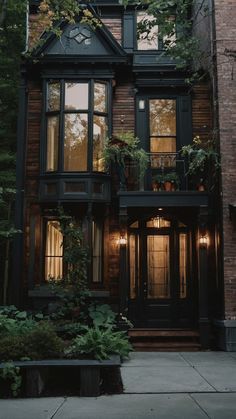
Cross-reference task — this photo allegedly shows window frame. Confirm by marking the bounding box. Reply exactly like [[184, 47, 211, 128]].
[[42, 78, 112, 174]]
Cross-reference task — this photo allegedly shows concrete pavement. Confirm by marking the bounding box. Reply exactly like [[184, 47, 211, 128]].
[[1, 351, 236, 418]]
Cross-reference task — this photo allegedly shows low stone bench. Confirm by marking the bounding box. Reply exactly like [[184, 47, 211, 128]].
[[0, 356, 121, 397]]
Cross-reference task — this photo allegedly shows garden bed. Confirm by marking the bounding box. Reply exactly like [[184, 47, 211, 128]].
[[0, 356, 122, 398]]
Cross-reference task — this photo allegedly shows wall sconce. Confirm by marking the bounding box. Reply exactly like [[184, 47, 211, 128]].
[[138, 99, 145, 110], [199, 234, 209, 247], [119, 234, 127, 246]]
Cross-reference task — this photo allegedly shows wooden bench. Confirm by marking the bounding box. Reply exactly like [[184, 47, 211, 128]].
[[0, 356, 121, 397]]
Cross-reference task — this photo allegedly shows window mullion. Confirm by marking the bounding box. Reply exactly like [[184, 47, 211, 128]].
[[60, 80, 65, 172], [88, 80, 94, 173]]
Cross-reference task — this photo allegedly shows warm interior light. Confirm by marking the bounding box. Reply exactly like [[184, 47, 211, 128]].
[[119, 235, 127, 246], [199, 234, 209, 246], [139, 99, 145, 110], [153, 216, 161, 228]]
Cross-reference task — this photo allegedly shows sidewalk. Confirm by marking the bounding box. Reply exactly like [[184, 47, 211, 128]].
[[1, 351, 236, 419]]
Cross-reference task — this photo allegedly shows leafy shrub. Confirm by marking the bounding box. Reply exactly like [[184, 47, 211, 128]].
[[0, 362, 22, 397], [0, 322, 64, 361], [65, 327, 132, 361], [88, 304, 116, 329], [0, 335, 26, 361], [23, 322, 64, 360], [0, 314, 36, 338]]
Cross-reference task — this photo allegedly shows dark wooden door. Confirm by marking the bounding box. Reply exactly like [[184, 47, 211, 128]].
[[129, 221, 195, 328]]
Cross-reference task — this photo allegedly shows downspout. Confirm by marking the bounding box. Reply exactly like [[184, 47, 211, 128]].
[[208, 0, 224, 318]]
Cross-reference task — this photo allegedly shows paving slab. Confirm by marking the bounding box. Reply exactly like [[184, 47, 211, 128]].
[[195, 365, 236, 392], [121, 365, 214, 393], [181, 351, 236, 366], [0, 397, 65, 419], [192, 393, 236, 419], [55, 394, 208, 419], [123, 352, 189, 367]]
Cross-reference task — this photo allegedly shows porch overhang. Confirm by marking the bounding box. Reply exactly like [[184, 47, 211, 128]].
[[118, 191, 209, 208]]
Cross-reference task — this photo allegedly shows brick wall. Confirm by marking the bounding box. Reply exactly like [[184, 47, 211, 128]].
[[214, 0, 236, 319]]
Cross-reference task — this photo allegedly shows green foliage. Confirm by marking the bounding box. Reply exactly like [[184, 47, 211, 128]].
[[122, 0, 206, 76], [49, 208, 91, 321], [181, 136, 220, 177], [23, 322, 64, 360], [0, 362, 22, 397], [154, 172, 180, 185], [103, 132, 149, 181], [88, 304, 116, 329], [0, 335, 27, 361], [65, 327, 132, 361], [0, 321, 64, 361]]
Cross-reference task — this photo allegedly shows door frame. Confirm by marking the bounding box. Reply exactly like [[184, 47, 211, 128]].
[[128, 214, 196, 328]]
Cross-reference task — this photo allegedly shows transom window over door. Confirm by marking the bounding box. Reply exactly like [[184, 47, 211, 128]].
[[46, 80, 109, 173]]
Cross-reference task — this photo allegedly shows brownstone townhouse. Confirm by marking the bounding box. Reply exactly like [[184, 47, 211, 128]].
[[13, 0, 236, 351]]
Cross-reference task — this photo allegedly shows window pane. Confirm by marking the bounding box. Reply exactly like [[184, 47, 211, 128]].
[[147, 235, 170, 298], [93, 115, 107, 172], [64, 114, 88, 171], [65, 83, 88, 110], [179, 233, 187, 299], [46, 116, 59, 172], [150, 99, 176, 136], [137, 12, 158, 50], [94, 83, 107, 113], [150, 137, 176, 154], [45, 221, 63, 281], [92, 221, 102, 283], [47, 82, 60, 111], [146, 217, 171, 228], [129, 234, 138, 299]]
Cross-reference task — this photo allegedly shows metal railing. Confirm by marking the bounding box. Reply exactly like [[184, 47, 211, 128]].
[[120, 152, 189, 191]]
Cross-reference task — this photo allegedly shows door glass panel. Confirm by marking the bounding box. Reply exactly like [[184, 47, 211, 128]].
[[64, 114, 88, 171], [65, 82, 88, 110], [147, 235, 170, 299], [149, 99, 176, 168], [179, 233, 187, 299], [150, 99, 176, 136], [129, 234, 138, 299]]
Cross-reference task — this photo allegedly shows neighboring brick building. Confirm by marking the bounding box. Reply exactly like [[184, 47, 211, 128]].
[[13, 0, 236, 350], [213, 0, 236, 349]]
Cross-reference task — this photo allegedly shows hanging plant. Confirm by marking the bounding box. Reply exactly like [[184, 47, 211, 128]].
[[103, 132, 149, 181]]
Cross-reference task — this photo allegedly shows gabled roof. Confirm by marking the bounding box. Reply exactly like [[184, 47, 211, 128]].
[[32, 7, 127, 64]]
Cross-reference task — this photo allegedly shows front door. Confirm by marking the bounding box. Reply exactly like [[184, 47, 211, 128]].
[[129, 215, 196, 328]]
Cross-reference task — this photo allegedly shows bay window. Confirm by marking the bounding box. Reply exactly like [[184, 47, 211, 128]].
[[44, 219, 103, 283], [45, 80, 109, 173]]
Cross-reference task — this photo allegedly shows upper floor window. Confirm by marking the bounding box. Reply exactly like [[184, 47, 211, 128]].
[[46, 80, 109, 173], [136, 12, 176, 51], [137, 12, 159, 50]]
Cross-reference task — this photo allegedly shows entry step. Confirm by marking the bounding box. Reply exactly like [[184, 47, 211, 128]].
[[128, 329, 199, 338], [128, 329, 200, 352]]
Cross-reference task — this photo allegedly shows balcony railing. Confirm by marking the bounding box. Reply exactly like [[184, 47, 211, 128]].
[[119, 152, 191, 192]]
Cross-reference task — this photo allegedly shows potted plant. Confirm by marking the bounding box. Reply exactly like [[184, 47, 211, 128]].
[[103, 132, 149, 187], [152, 174, 163, 191], [163, 172, 180, 191], [180, 136, 220, 190]]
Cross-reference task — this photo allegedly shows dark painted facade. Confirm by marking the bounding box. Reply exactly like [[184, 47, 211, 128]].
[[13, 0, 236, 350]]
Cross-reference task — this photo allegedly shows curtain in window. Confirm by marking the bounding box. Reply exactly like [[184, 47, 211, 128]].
[[45, 221, 63, 280], [92, 221, 102, 283]]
